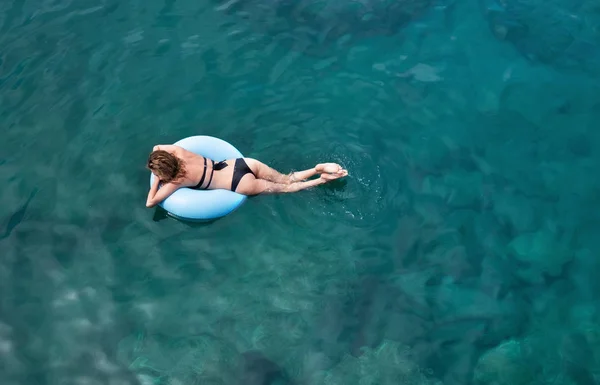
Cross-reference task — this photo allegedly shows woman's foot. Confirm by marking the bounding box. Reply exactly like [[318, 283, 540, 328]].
[[316, 163, 344, 174], [321, 172, 348, 181], [316, 163, 348, 181]]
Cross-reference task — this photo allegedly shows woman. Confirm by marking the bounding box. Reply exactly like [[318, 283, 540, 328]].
[[145, 144, 348, 208]]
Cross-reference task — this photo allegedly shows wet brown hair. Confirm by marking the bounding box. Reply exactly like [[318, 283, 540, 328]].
[[147, 150, 186, 183]]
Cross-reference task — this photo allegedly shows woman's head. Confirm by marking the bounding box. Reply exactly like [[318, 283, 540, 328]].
[[147, 150, 185, 183]]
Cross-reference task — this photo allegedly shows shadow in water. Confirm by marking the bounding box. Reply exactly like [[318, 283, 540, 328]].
[[238, 350, 295, 385], [151, 206, 229, 227], [1, 188, 38, 241], [152, 206, 170, 222], [152, 194, 263, 226]]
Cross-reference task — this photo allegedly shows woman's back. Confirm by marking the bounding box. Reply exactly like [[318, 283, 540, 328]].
[[150, 145, 210, 187], [152, 145, 252, 191]]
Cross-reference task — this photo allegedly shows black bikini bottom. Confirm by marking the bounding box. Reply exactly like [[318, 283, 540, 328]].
[[231, 158, 255, 192], [191, 158, 254, 192]]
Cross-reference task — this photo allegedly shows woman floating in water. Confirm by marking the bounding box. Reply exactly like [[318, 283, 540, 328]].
[[145, 144, 348, 208]]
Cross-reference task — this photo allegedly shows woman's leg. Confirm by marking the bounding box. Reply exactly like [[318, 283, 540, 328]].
[[290, 163, 346, 181], [236, 160, 348, 196], [245, 159, 346, 184], [245, 158, 317, 184], [237, 176, 327, 196]]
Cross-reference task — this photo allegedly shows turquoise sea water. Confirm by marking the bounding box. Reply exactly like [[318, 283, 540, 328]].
[[2, 0, 600, 384]]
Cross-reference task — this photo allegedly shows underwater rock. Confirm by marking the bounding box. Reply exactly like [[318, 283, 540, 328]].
[[569, 249, 600, 304], [507, 227, 573, 284], [396, 63, 445, 83], [441, 171, 485, 209], [563, 305, 600, 381], [213, 0, 435, 53], [474, 212, 511, 256], [323, 340, 443, 385], [118, 333, 244, 384], [480, 0, 600, 73], [474, 334, 593, 385], [560, 332, 597, 385], [475, 301, 600, 385], [433, 277, 516, 322], [0, 189, 38, 241], [473, 339, 539, 385], [239, 350, 293, 385], [492, 191, 537, 233]]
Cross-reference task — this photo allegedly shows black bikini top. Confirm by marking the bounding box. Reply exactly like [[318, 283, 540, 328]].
[[192, 159, 228, 190], [192, 157, 214, 190]]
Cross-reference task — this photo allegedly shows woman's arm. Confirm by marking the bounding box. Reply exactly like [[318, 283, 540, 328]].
[[146, 177, 160, 207], [153, 144, 179, 152], [146, 179, 180, 208]]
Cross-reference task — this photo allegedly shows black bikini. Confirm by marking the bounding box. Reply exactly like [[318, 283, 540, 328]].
[[231, 158, 255, 192], [192, 157, 211, 190], [192, 157, 254, 192]]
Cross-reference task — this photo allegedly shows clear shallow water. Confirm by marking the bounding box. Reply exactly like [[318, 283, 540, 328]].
[[2, 0, 600, 384]]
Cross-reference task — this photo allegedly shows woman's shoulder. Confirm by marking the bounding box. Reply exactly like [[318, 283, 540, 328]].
[[153, 144, 204, 164]]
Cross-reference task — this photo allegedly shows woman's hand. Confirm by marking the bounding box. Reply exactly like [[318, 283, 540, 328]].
[[146, 179, 180, 208], [152, 144, 178, 153]]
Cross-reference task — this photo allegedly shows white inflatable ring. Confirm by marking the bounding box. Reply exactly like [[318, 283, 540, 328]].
[[149, 135, 247, 221]]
